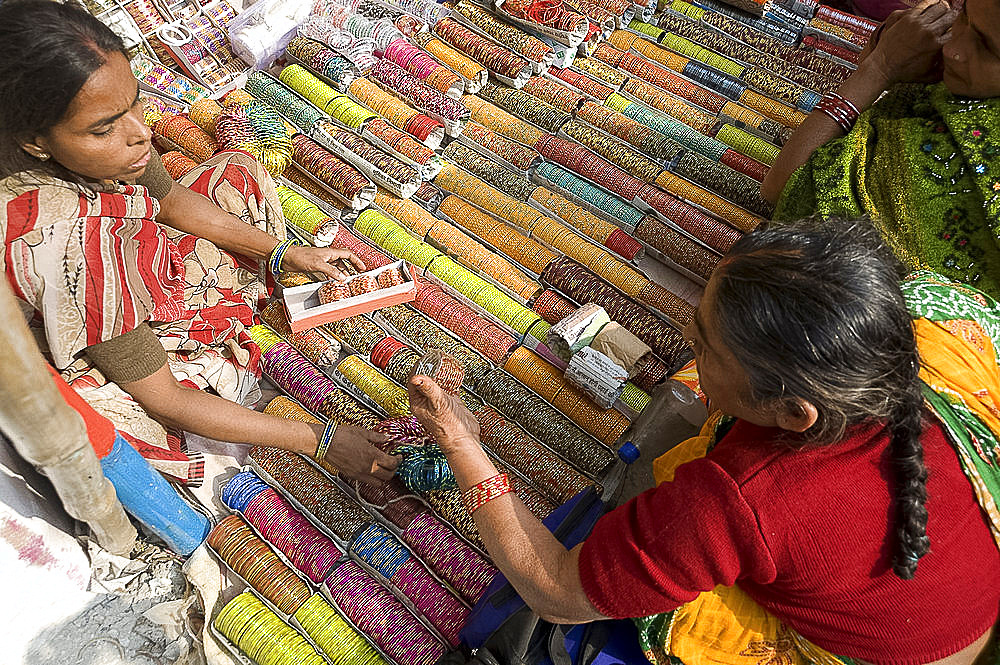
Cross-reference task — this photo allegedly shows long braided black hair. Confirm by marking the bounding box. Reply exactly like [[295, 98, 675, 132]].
[[712, 218, 929, 579]]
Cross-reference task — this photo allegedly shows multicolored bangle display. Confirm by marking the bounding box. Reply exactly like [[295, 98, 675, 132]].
[[442, 142, 537, 201], [573, 56, 629, 87], [287, 36, 356, 91], [215, 592, 327, 665], [294, 595, 388, 665], [371, 59, 469, 125], [463, 94, 546, 147], [605, 93, 727, 161], [459, 123, 543, 173], [619, 78, 718, 134], [463, 473, 512, 515], [207, 516, 313, 614], [475, 407, 593, 504], [595, 43, 724, 114], [478, 83, 571, 133], [433, 18, 531, 80], [550, 67, 614, 101], [153, 114, 217, 163], [521, 76, 587, 115], [251, 445, 373, 540], [413, 32, 488, 87], [455, 1, 553, 64], [542, 256, 691, 371], [260, 301, 340, 366], [221, 472, 344, 584]]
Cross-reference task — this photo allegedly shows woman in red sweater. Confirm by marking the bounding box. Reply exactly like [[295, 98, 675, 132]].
[[409, 218, 1000, 664]]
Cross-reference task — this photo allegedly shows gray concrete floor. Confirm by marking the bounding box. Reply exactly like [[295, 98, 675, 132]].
[[2, 435, 197, 665]]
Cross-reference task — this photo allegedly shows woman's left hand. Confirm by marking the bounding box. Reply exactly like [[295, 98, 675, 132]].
[[408, 375, 481, 455], [326, 423, 400, 484], [281, 244, 366, 281]]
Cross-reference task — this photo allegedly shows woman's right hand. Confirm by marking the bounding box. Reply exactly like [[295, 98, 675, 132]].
[[407, 375, 481, 456], [864, 0, 958, 86]]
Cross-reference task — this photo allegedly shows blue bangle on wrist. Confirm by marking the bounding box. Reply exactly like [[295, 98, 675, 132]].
[[268, 239, 295, 276], [314, 420, 338, 462]]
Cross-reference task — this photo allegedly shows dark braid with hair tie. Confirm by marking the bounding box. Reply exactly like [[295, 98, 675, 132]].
[[713, 217, 930, 581], [889, 356, 930, 579]]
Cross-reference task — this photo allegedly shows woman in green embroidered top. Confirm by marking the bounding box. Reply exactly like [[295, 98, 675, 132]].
[[761, 0, 1000, 298]]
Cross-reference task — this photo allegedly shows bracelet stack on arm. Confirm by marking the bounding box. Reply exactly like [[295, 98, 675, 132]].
[[463, 473, 512, 515], [313, 420, 338, 462], [815, 92, 860, 133], [269, 238, 296, 276]]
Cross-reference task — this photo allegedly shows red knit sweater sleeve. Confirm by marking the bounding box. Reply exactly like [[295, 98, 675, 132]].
[[578, 457, 777, 619]]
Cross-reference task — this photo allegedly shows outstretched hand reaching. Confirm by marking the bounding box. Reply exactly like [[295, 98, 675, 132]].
[[282, 245, 367, 281], [324, 423, 399, 485], [407, 375, 481, 456]]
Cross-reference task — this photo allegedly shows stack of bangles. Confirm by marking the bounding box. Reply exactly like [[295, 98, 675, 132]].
[[383, 39, 461, 96], [441, 143, 536, 200], [502, 0, 586, 32], [314, 420, 338, 462], [268, 239, 296, 275], [161, 151, 198, 179], [801, 34, 860, 65], [434, 18, 530, 80], [153, 115, 217, 162], [371, 60, 469, 125], [550, 67, 614, 101], [292, 134, 372, 204], [455, 1, 553, 65], [574, 56, 628, 87], [569, 0, 617, 29], [816, 92, 860, 133], [815, 4, 878, 34], [464, 473, 512, 515]]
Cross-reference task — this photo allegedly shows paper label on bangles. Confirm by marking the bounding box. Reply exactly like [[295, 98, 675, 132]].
[[565, 346, 627, 409], [547, 303, 611, 362], [539, 35, 576, 68], [590, 322, 650, 374]]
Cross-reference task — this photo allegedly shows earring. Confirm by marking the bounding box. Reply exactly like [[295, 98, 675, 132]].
[[36, 153, 49, 161]]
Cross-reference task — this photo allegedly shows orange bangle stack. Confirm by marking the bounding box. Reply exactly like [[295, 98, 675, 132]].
[[503, 347, 630, 445]]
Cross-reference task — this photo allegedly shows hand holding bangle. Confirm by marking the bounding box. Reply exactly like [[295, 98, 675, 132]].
[[407, 374, 481, 456]]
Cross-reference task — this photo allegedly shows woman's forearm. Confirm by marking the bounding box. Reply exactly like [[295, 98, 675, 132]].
[[122, 363, 398, 483], [761, 60, 891, 204], [156, 182, 280, 262], [447, 438, 604, 624], [128, 368, 320, 452]]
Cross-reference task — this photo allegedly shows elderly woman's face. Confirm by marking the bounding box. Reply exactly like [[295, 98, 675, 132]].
[[942, 0, 1000, 97]]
